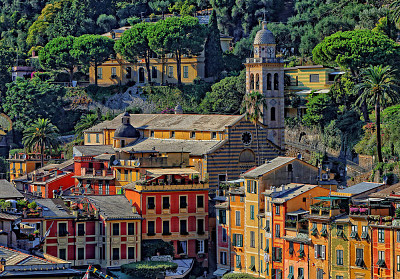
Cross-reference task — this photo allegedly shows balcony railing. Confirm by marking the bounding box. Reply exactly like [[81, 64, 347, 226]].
[[80, 168, 113, 177], [246, 57, 284, 64]]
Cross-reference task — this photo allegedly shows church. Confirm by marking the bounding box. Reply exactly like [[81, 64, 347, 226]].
[[82, 22, 285, 190]]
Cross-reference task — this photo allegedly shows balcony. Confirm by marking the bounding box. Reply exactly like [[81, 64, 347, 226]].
[[245, 57, 284, 64], [309, 196, 348, 219], [80, 168, 113, 178], [368, 215, 393, 226], [134, 180, 208, 191], [349, 206, 368, 216], [285, 210, 309, 234]]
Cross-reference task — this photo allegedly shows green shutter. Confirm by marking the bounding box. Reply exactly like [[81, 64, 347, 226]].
[[232, 234, 237, 246]]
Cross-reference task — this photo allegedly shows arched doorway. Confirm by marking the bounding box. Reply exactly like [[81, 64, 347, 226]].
[[138, 68, 145, 84]]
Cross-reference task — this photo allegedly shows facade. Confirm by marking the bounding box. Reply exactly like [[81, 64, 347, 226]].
[[91, 26, 232, 86], [8, 153, 51, 181], [124, 168, 209, 262]]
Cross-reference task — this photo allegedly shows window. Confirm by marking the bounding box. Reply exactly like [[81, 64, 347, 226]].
[[146, 197, 155, 210], [180, 220, 187, 235], [314, 244, 326, 259], [77, 223, 85, 236], [317, 269, 324, 279], [222, 227, 227, 242], [336, 250, 343, 265], [240, 196, 244, 202], [247, 180, 257, 194], [272, 247, 282, 262], [113, 223, 119, 236], [350, 225, 358, 238], [177, 240, 187, 254], [236, 255, 241, 268], [288, 266, 294, 278], [267, 73, 271, 90], [397, 255, 400, 271], [59, 248, 66, 260], [336, 225, 344, 236], [220, 251, 227, 265], [126, 67, 132, 79], [170, 131, 175, 138], [212, 132, 217, 139], [274, 73, 279, 90], [255, 74, 260, 90], [58, 223, 67, 237], [265, 238, 269, 253], [378, 251, 385, 267], [78, 248, 85, 260], [191, 131, 196, 138], [266, 263, 269, 276], [87, 134, 91, 143], [128, 223, 135, 235], [265, 220, 270, 232], [361, 226, 368, 239], [105, 181, 109, 195], [235, 211, 241, 226], [250, 74, 254, 90], [310, 74, 320, 82], [336, 276, 343, 279], [232, 233, 243, 247], [147, 221, 155, 236], [163, 196, 170, 209], [378, 228, 385, 243], [168, 66, 173, 78], [289, 241, 294, 255], [183, 66, 189, 78], [250, 205, 255, 220], [197, 240, 205, 253], [275, 205, 280, 215], [150, 130, 155, 137], [162, 220, 170, 235], [298, 268, 304, 279], [275, 224, 280, 238], [99, 181, 103, 195], [98, 68, 103, 79], [96, 134, 100, 143], [271, 107, 276, 121], [197, 195, 204, 208], [272, 269, 282, 279], [397, 230, 400, 242], [197, 219, 204, 234], [260, 233, 263, 250], [250, 231, 255, 247], [128, 247, 135, 259], [111, 67, 117, 78], [152, 66, 157, 79], [219, 210, 226, 224], [113, 248, 119, 260], [231, 195, 235, 202], [250, 256, 256, 271], [356, 248, 364, 267], [120, 139, 126, 148]]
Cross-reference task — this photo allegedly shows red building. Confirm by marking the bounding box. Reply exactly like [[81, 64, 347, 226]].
[[124, 168, 209, 262]]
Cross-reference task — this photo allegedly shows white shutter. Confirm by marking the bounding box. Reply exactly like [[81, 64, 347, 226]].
[[322, 245, 326, 259], [314, 244, 318, 259]]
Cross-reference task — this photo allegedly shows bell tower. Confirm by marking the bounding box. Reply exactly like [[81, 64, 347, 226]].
[[244, 21, 285, 148]]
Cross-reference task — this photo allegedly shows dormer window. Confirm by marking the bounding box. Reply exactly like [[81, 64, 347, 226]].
[[170, 131, 175, 138], [191, 131, 196, 138]]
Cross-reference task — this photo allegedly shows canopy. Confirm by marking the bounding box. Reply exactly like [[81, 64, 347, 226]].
[[213, 268, 229, 277], [146, 168, 199, 176]]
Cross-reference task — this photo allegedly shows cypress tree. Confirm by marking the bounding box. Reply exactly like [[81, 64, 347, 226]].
[[204, 10, 224, 78]]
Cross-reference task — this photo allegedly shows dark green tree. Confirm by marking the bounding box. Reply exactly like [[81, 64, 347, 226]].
[[72, 34, 114, 85], [149, 16, 206, 84], [22, 118, 59, 167], [302, 93, 337, 130], [115, 22, 154, 83], [39, 36, 79, 82], [74, 113, 100, 142], [0, 47, 15, 98], [354, 65, 400, 162], [204, 10, 224, 78]]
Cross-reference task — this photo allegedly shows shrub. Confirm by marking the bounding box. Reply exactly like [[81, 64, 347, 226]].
[[28, 201, 37, 210], [121, 261, 178, 279], [141, 239, 175, 259], [223, 273, 257, 279]]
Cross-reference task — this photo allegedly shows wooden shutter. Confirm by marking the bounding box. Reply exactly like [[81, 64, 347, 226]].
[[196, 240, 199, 253], [314, 245, 318, 259], [232, 234, 237, 246], [322, 245, 326, 259]]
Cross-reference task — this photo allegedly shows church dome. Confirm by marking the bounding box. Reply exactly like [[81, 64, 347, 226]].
[[254, 21, 275, 45], [114, 113, 140, 138]]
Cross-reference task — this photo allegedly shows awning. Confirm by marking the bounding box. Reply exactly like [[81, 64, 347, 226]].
[[330, 71, 346, 75], [295, 90, 312, 95], [213, 268, 229, 277], [165, 259, 194, 279], [315, 89, 330, 94], [146, 168, 199, 176]]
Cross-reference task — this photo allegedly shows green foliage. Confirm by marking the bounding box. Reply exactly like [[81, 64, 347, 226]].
[[372, 16, 398, 40], [75, 113, 100, 141], [312, 30, 400, 75], [141, 239, 175, 259], [204, 10, 224, 78], [121, 261, 178, 279], [200, 70, 245, 113], [4, 78, 67, 133], [39, 36, 79, 81], [96, 14, 117, 33], [0, 46, 15, 97], [222, 273, 257, 279], [17, 200, 28, 209], [28, 201, 37, 210], [302, 93, 337, 128], [149, 16, 206, 84]]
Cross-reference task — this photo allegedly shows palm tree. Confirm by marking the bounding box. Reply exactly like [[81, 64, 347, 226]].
[[75, 113, 100, 141], [23, 119, 59, 167], [391, 0, 400, 23], [240, 91, 267, 166], [355, 65, 400, 163]]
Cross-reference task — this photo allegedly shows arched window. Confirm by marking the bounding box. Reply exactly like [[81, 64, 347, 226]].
[[271, 107, 276, 121], [239, 149, 256, 163], [267, 73, 272, 90], [255, 74, 260, 90], [288, 164, 293, 172], [250, 74, 254, 90], [274, 73, 279, 90]]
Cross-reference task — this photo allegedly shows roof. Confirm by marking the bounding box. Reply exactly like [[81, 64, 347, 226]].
[[146, 168, 199, 176], [268, 185, 318, 203], [0, 180, 23, 199], [87, 196, 141, 220], [242, 157, 296, 178], [35, 199, 72, 219], [369, 182, 400, 198], [86, 113, 244, 133], [13, 159, 74, 182], [73, 145, 115, 157], [0, 212, 21, 221], [93, 154, 114, 160], [338, 182, 385, 195], [287, 208, 308, 216], [254, 21, 275, 44], [120, 137, 226, 156]]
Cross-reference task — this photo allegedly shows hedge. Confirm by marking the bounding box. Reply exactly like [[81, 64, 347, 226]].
[[222, 273, 257, 279], [121, 261, 178, 279]]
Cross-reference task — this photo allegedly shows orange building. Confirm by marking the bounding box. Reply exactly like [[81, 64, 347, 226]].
[[8, 153, 52, 181]]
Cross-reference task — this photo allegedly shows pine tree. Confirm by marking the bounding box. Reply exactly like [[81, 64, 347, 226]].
[[204, 10, 224, 78]]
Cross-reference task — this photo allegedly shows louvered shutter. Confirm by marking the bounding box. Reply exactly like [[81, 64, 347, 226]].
[[196, 240, 199, 253], [322, 245, 326, 259], [314, 245, 318, 259]]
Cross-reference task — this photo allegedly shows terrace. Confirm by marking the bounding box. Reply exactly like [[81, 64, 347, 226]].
[[285, 209, 309, 234], [308, 196, 349, 219]]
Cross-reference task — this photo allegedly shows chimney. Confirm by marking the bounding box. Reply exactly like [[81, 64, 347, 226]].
[[281, 184, 285, 191], [174, 104, 183, 114]]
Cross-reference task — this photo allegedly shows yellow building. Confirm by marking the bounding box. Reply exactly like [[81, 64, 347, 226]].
[[90, 26, 232, 86], [284, 66, 344, 117], [8, 153, 50, 181]]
